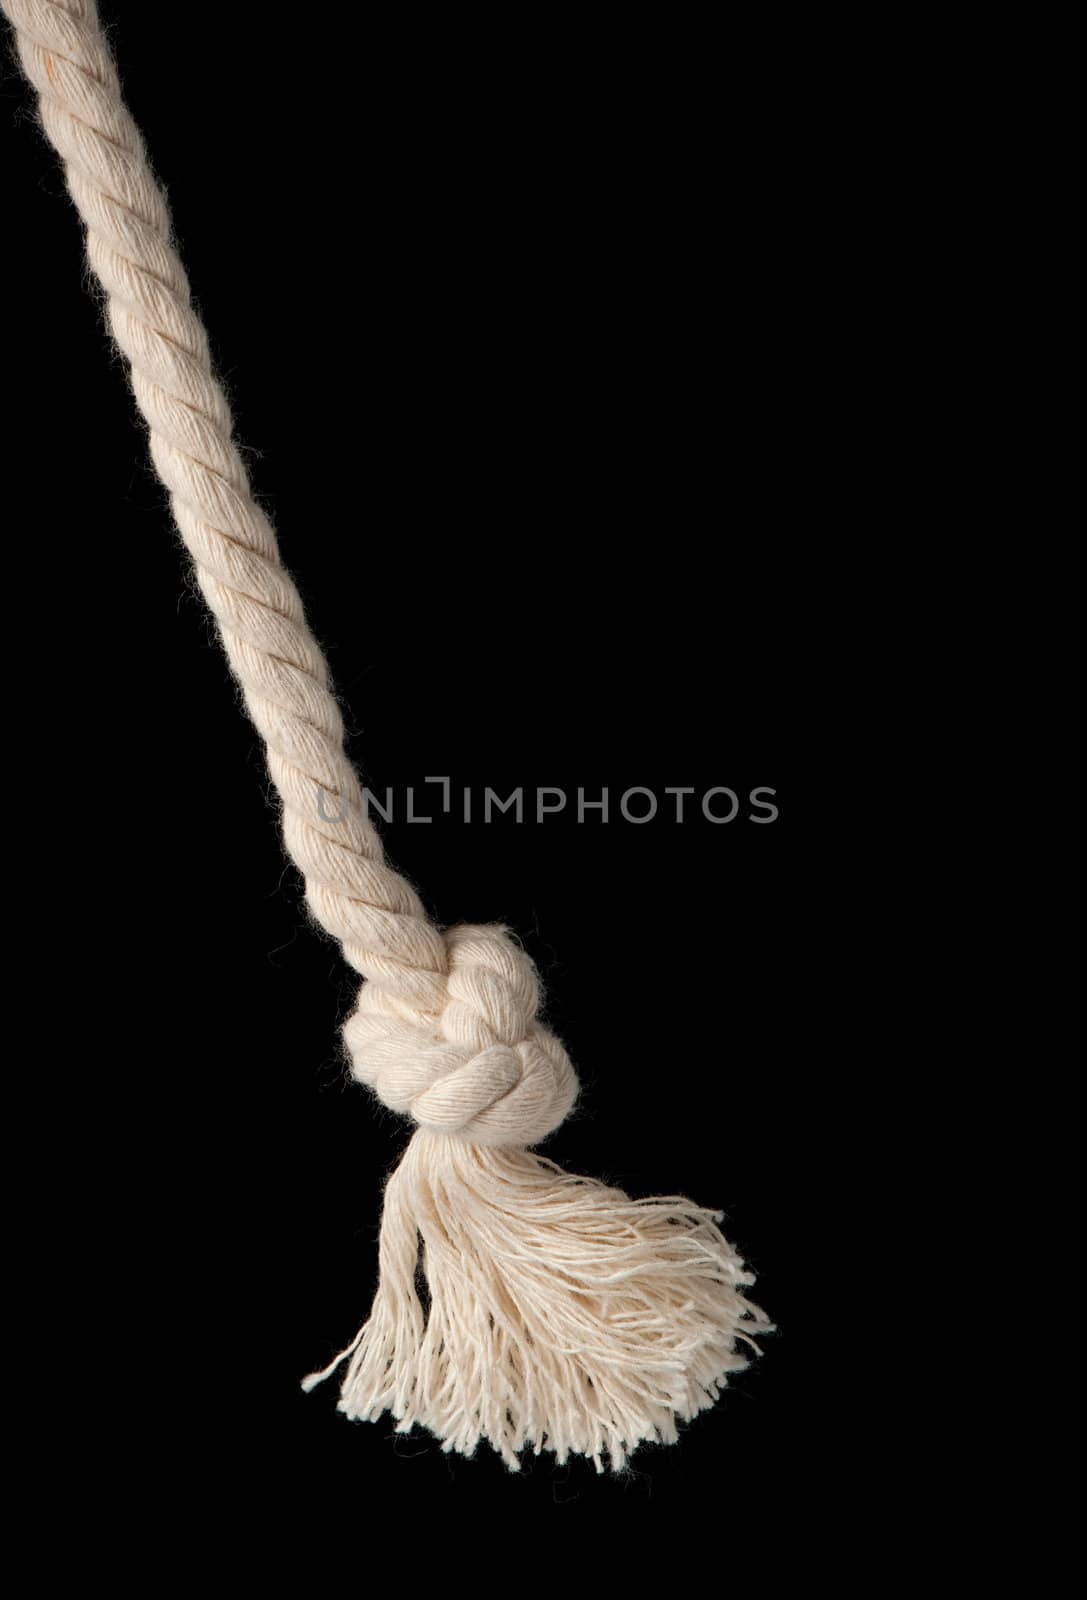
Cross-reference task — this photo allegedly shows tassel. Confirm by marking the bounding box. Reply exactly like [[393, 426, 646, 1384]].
[[303, 1132, 770, 1472]]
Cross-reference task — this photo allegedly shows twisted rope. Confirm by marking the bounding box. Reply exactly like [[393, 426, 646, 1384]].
[[5, 0, 577, 1147], [6, 2, 770, 1471]]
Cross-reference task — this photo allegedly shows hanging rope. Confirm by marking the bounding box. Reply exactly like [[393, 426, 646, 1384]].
[[3, 0, 769, 1472]]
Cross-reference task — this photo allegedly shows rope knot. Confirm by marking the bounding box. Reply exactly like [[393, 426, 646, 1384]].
[[343, 924, 578, 1147]]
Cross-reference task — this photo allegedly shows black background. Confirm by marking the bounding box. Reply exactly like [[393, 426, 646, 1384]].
[[3, 3, 886, 1563]]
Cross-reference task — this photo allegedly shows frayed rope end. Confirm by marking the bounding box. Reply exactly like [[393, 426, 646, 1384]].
[[303, 1131, 772, 1472]]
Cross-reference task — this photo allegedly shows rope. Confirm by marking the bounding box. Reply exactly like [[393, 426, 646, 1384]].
[[2, 0, 576, 1148], [4, 0, 769, 1472]]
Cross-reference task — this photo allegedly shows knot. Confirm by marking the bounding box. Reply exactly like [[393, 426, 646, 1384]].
[[343, 924, 578, 1147]]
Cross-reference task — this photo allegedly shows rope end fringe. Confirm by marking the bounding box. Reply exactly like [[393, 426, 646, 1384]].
[[302, 1132, 772, 1473]]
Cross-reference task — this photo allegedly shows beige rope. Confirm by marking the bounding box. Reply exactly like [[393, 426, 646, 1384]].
[[2, 0, 575, 1147], [4, 0, 769, 1471]]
